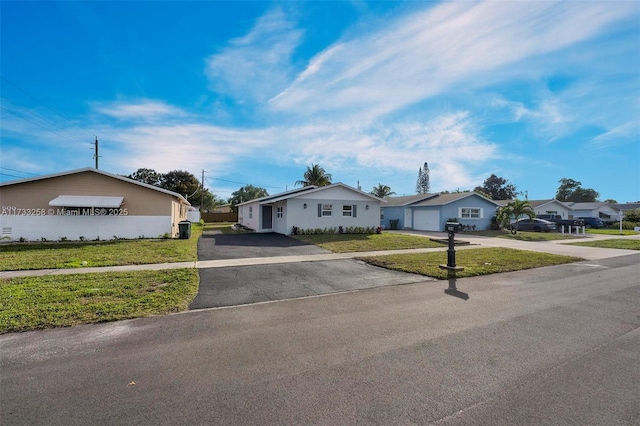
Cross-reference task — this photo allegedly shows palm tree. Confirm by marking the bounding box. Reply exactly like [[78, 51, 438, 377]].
[[498, 199, 535, 234], [371, 183, 396, 198], [295, 164, 332, 187]]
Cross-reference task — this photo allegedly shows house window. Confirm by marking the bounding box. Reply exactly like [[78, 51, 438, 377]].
[[276, 206, 283, 218], [343, 205, 352, 217], [322, 204, 333, 216], [249, 206, 253, 219], [546, 211, 558, 215], [460, 207, 482, 219], [380, 209, 385, 220]]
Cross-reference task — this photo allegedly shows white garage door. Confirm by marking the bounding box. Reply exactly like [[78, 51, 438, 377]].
[[413, 209, 440, 231]]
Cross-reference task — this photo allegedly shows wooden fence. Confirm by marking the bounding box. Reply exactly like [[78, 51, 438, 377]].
[[201, 212, 238, 223]]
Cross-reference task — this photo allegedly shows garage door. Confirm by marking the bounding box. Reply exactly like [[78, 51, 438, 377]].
[[413, 209, 440, 231]]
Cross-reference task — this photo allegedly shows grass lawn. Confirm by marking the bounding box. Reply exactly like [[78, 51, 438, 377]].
[[586, 229, 640, 236], [0, 269, 199, 333], [464, 230, 580, 241], [360, 247, 583, 280], [565, 239, 640, 250], [293, 232, 443, 253], [0, 223, 203, 271]]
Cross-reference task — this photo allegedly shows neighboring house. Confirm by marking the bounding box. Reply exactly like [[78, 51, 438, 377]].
[[566, 202, 622, 223], [380, 194, 436, 230], [383, 192, 501, 231], [615, 203, 640, 213], [237, 183, 383, 235], [527, 199, 573, 218], [212, 204, 232, 213], [0, 168, 190, 241]]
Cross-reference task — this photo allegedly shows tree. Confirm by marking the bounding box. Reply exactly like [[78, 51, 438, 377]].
[[229, 184, 269, 212], [603, 199, 618, 204], [497, 199, 535, 234], [295, 164, 332, 187], [556, 178, 599, 202], [415, 162, 430, 194], [474, 174, 517, 200], [371, 184, 396, 198], [127, 168, 162, 186]]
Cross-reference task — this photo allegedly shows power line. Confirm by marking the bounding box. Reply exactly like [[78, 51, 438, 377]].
[[0, 75, 95, 137], [0, 105, 81, 142], [0, 172, 26, 179], [0, 167, 39, 177], [206, 176, 285, 190], [1, 96, 88, 142]]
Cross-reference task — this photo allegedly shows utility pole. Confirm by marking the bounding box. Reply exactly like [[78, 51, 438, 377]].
[[92, 137, 100, 169], [200, 169, 207, 212]]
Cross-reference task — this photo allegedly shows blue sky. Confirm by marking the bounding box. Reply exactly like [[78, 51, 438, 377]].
[[1, 1, 639, 202]]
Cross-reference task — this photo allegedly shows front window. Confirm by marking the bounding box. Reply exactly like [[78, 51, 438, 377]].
[[249, 206, 253, 219], [322, 204, 333, 216], [460, 207, 481, 219], [276, 206, 283, 218], [342, 205, 353, 217]]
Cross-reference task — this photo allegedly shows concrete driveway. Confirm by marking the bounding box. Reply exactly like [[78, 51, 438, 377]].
[[191, 233, 430, 309]]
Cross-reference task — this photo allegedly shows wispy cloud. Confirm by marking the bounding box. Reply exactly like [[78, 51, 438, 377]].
[[270, 1, 635, 122], [588, 121, 640, 150], [205, 8, 303, 104], [95, 100, 185, 120]]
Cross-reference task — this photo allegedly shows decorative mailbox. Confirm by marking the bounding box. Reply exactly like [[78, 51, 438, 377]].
[[445, 222, 461, 233]]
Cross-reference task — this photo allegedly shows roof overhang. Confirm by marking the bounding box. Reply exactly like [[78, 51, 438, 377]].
[[49, 195, 124, 208]]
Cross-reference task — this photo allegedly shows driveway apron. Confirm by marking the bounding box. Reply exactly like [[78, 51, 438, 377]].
[[191, 233, 429, 309]]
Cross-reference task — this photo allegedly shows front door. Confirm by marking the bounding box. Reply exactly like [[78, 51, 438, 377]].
[[262, 205, 273, 230]]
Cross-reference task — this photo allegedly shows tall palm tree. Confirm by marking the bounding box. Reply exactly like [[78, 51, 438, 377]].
[[371, 183, 395, 198], [295, 164, 332, 187], [498, 199, 535, 234]]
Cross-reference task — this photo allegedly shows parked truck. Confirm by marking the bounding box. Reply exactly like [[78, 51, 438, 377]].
[[536, 215, 584, 231]]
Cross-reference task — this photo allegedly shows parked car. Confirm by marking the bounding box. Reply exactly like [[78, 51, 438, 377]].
[[536, 214, 584, 231], [509, 218, 557, 232], [577, 217, 605, 229]]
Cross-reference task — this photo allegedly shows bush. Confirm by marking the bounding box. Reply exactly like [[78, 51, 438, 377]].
[[608, 221, 639, 230]]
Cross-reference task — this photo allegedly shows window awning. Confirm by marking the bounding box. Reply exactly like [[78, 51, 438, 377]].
[[49, 195, 124, 208]]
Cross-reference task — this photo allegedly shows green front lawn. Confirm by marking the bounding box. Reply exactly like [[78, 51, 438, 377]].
[[0, 224, 203, 271], [292, 232, 443, 253], [586, 229, 640, 236], [360, 247, 582, 279], [565, 239, 640, 250], [0, 269, 199, 333], [463, 230, 581, 241]]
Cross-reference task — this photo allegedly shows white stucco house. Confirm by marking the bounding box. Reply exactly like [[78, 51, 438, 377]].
[[566, 202, 622, 223], [505, 199, 573, 218], [237, 183, 384, 235]]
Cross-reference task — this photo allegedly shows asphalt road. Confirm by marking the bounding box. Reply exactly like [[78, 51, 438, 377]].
[[2, 253, 639, 425]]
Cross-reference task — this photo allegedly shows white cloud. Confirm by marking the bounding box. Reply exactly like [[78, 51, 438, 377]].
[[95, 100, 185, 120], [270, 1, 635, 123], [588, 121, 640, 150], [205, 8, 302, 104]]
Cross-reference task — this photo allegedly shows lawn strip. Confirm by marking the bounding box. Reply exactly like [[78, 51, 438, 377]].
[[292, 233, 443, 253], [564, 239, 640, 250], [0, 224, 203, 271], [0, 269, 199, 333], [359, 247, 583, 280], [585, 229, 640, 236]]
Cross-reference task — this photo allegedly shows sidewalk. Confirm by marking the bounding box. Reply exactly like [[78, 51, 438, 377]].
[[1, 233, 638, 279]]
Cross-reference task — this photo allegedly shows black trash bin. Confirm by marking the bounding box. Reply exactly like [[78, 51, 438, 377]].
[[389, 219, 400, 230], [178, 221, 191, 239]]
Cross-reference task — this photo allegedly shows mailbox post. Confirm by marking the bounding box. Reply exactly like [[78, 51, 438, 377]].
[[440, 222, 467, 299], [445, 221, 460, 268]]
